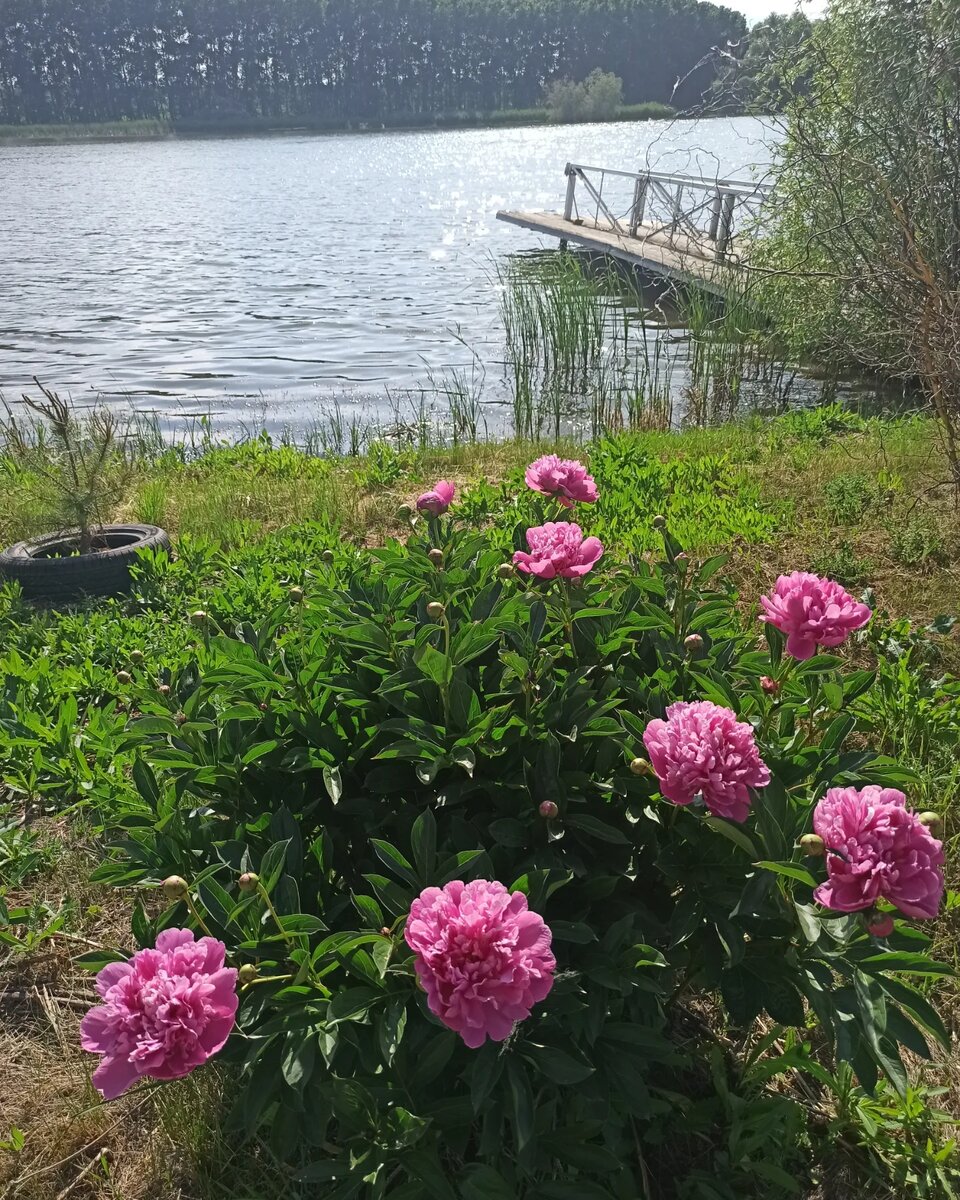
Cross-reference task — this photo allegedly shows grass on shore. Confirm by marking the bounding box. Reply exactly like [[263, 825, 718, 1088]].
[[1, 408, 959, 1199], [0, 102, 676, 145]]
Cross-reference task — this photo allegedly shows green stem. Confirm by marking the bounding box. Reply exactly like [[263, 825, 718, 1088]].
[[183, 892, 215, 939], [256, 881, 298, 951], [558, 582, 578, 664], [440, 611, 452, 726]]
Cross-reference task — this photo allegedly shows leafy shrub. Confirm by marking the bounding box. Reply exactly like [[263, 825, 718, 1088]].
[[769, 403, 864, 446], [889, 512, 948, 570], [823, 473, 884, 525], [544, 70, 624, 123], [811, 540, 874, 589], [83, 477, 954, 1198]]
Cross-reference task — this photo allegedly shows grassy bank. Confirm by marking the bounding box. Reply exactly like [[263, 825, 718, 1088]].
[[1, 406, 952, 626], [0, 102, 676, 145], [1, 409, 959, 1198]]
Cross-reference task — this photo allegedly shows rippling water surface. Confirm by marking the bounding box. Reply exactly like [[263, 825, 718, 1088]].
[[0, 116, 779, 430]]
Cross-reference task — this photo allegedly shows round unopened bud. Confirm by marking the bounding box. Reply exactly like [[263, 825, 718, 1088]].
[[865, 912, 895, 938], [162, 875, 189, 900], [426, 602, 445, 621], [116, 670, 133, 686], [539, 800, 559, 819], [674, 552, 689, 568], [684, 634, 703, 654], [629, 757, 652, 777], [397, 504, 413, 521], [238, 963, 259, 985], [799, 834, 826, 857], [652, 515, 667, 530], [158, 683, 171, 696], [760, 675, 781, 696], [238, 872, 260, 894], [428, 548, 444, 567], [919, 811, 942, 833], [289, 586, 304, 603], [129, 650, 145, 664], [259, 702, 269, 712], [174, 711, 187, 726], [190, 610, 208, 626], [497, 563, 514, 580], [322, 550, 335, 564]]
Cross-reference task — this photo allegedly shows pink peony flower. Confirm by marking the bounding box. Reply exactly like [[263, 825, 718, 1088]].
[[760, 572, 871, 661], [642, 700, 771, 823], [525, 455, 598, 507], [416, 480, 456, 516], [812, 786, 944, 919], [513, 522, 603, 580], [80, 929, 238, 1099], [404, 880, 555, 1048]]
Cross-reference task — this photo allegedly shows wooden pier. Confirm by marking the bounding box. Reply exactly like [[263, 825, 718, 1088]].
[[497, 163, 773, 296]]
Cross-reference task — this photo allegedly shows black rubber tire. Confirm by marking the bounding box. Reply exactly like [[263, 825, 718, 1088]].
[[0, 524, 171, 604]]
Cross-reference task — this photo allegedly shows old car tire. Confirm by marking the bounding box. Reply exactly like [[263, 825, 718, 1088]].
[[0, 524, 171, 603]]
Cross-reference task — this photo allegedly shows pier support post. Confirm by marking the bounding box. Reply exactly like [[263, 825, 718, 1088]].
[[716, 190, 736, 258], [708, 191, 723, 243], [563, 165, 577, 221], [629, 176, 648, 236]]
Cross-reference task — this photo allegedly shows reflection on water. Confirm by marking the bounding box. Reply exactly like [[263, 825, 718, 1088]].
[[0, 116, 790, 432]]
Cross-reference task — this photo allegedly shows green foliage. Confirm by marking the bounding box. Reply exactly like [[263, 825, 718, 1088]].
[[888, 512, 948, 570], [759, 0, 960, 405], [811, 541, 874, 591], [0, 383, 137, 551], [823, 474, 887, 526], [544, 69, 624, 123], [708, 13, 814, 114], [70, 483, 955, 1197], [0, 820, 56, 887], [0, 1, 744, 126]]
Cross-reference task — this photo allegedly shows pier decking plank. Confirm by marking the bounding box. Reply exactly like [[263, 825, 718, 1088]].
[[496, 210, 745, 296]]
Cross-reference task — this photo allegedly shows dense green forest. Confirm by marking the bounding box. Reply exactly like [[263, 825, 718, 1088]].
[[0, 0, 745, 127]]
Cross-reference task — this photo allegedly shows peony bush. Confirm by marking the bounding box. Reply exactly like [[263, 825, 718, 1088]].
[[82, 461, 950, 1197]]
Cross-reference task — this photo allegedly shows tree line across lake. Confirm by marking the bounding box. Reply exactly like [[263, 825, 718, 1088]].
[[0, 0, 746, 128]]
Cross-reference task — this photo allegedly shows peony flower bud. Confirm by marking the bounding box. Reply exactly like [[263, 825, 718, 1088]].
[[539, 800, 559, 819], [129, 650, 145, 665], [238, 872, 260, 894], [426, 602, 445, 621], [190, 610, 208, 626], [674, 552, 689, 568], [158, 684, 171, 696], [629, 757, 652, 776], [428, 548, 444, 567], [760, 676, 781, 696], [497, 563, 514, 580], [238, 963, 259, 985], [865, 912, 895, 938], [684, 634, 703, 654], [288, 586, 304, 603], [799, 834, 826, 857], [396, 504, 413, 521], [652, 515, 667, 530], [919, 811, 942, 832], [322, 550, 335, 564], [116, 670, 133, 686], [162, 875, 189, 900], [175, 711, 187, 726]]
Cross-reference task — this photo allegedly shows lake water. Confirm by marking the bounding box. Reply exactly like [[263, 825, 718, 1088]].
[[0, 116, 788, 434]]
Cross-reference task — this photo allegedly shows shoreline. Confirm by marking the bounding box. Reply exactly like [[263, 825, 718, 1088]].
[[0, 103, 679, 146]]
